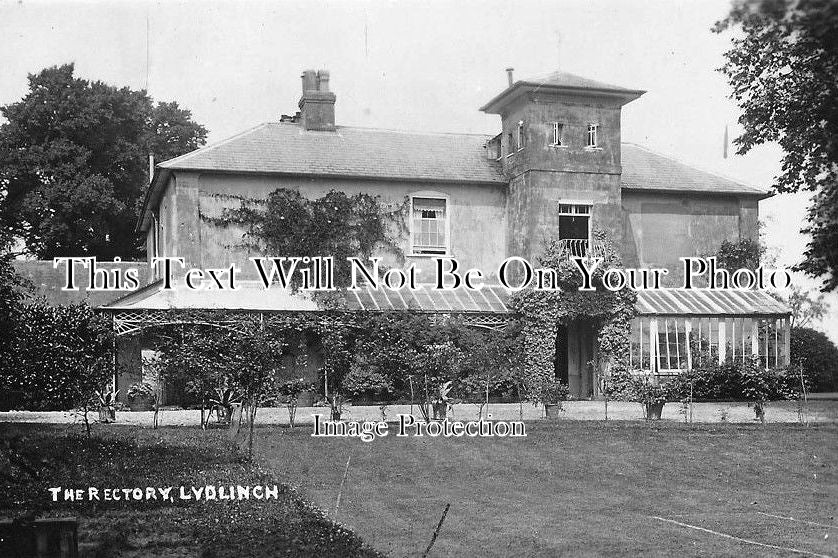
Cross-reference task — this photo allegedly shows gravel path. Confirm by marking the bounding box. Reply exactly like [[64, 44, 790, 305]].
[[2, 400, 835, 427]]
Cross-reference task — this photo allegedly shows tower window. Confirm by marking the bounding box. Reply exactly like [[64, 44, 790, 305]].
[[551, 122, 564, 146], [517, 121, 525, 150], [558, 203, 591, 240], [586, 124, 599, 148]]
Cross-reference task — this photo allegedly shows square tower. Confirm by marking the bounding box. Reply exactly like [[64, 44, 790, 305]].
[[481, 70, 644, 263]]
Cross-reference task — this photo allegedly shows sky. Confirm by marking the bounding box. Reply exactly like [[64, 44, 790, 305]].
[[0, 0, 834, 340]]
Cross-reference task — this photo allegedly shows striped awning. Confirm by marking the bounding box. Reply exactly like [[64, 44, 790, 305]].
[[635, 289, 788, 316], [102, 280, 786, 317], [344, 285, 510, 313]]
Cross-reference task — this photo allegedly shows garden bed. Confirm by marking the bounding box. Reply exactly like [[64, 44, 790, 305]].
[[0, 423, 382, 558]]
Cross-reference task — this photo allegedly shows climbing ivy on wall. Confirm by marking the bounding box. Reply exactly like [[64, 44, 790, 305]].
[[201, 188, 407, 289], [510, 229, 638, 399]]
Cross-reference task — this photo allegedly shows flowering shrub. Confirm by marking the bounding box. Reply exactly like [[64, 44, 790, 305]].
[[341, 361, 393, 400], [532, 376, 570, 406], [127, 382, 155, 400]]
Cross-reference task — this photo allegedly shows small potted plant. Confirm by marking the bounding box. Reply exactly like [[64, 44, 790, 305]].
[[632, 376, 670, 420], [95, 389, 119, 423], [327, 392, 349, 421], [537, 377, 569, 419], [431, 380, 454, 420], [208, 387, 239, 426], [126, 382, 155, 411]]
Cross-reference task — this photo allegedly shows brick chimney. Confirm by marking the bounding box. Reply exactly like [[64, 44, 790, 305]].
[[298, 69, 336, 131]]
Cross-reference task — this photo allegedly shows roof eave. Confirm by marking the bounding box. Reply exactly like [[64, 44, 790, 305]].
[[147, 167, 508, 187], [135, 167, 171, 234], [480, 82, 646, 113], [621, 185, 771, 199]]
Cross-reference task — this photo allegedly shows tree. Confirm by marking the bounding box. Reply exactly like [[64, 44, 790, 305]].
[[1, 302, 114, 413], [714, 238, 765, 270], [226, 325, 285, 458], [714, 0, 838, 291], [790, 326, 838, 391], [0, 254, 28, 355], [156, 326, 227, 429], [0, 63, 207, 259], [786, 284, 829, 328]]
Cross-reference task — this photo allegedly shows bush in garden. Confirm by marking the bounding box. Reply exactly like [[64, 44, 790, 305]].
[[737, 356, 794, 422], [1, 301, 113, 411], [790, 326, 838, 392], [409, 342, 463, 421], [345, 313, 524, 404], [277, 377, 315, 428], [341, 359, 394, 401], [529, 375, 570, 418], [670, 349, 797, 421], [155, 326, 230, 428]]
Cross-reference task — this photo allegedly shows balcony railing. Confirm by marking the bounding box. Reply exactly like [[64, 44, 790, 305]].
[[556, 238, 605, 259]]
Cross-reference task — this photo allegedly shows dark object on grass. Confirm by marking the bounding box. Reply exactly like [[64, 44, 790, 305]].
[[645, 401, 665, 420], [0, 517, 78, 558], [421, 503, 450, 558], [544, 403, 562, 419]]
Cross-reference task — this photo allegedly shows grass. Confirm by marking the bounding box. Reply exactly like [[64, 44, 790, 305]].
[[2, 420, 836, 557], [259, 421, 838, 557], [0, 423, 382, 557]]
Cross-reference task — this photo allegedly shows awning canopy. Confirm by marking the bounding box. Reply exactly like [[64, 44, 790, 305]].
[[634, 288, 788, 316], [101, 280, 788, 317]]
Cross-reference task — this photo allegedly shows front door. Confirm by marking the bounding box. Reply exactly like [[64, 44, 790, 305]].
[[556, 320, 596, 399]]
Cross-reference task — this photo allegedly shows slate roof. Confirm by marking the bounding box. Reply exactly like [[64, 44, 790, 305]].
[[519, 70, 643, 94], [140, 122, 767, 231], [479, 70, 646, 113], [156, 123, 765, 194], [158, 123, 506, 184], [13, 260, 149, 308], [621, 143, 765, 196]]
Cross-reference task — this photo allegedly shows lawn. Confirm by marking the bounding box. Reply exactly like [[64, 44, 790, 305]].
[[2, 421, 836, 557], [0, 423, 382, 557], [259, 421, 838, 557]]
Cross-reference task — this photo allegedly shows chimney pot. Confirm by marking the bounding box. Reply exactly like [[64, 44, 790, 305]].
[[318, 70, 330, 92], [505, 68, 514, 87], [301, 69, 318, 93], [298, 68, 336, 131]]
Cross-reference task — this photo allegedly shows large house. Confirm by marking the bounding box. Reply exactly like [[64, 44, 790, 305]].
[[104, 68, 790, 401]]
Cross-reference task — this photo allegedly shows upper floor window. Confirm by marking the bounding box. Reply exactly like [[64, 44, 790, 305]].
[[557, 202, 592, 257], [550, 122, 564, 146], [517, 121, 526, 150], [507, 132, 515, 156], [557, 203, 591, 240], [411, 195, 448, 255], [586, 124, 599, 148]]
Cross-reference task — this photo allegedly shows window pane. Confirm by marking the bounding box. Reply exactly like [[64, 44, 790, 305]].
[[412, 197, 447, 253]]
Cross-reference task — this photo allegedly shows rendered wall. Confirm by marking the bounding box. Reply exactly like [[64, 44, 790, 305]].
[[622, 191, 761, 286], [192, 173, 508, 282]]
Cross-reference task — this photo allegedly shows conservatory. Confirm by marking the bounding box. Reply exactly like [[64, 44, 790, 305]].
[[629, 289, 791, 378]]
